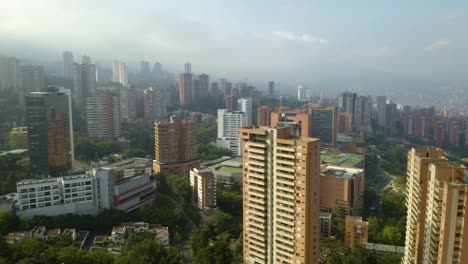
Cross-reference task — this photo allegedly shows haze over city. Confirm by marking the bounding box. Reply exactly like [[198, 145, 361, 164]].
[[1, 1, 468, 263], [2, 0, 468, 102]]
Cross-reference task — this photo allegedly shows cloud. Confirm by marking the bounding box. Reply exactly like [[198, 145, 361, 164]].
[[271, 31, 326, 44], [424, 39, 449, 52]]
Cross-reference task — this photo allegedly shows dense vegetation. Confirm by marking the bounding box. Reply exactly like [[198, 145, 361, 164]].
[[0, 233, 183, 264], [197, 120, 233, 161], [189, 184, 243, 264]]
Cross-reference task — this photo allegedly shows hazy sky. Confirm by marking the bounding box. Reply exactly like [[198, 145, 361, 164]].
[[1, 0, 468, 91]]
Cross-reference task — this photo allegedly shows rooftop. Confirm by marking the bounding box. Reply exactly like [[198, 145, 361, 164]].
[[0, 149, 28, 156], [321, 151, 365, 168], [210, 157, 243, 174], [17, 178, 59, 186], [321, 165, 364, 179], [103, 158, 151, 170]]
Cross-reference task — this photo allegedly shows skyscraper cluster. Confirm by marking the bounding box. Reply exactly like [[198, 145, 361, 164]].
[[338, 92, 372, 133]]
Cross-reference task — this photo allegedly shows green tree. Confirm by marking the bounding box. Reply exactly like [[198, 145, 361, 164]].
[[84, 249, 114, 264], [331, 205, 346, 240], [56, 246, 87, 264], [116, 239, 183, 264], [379, 226, 403, 246]]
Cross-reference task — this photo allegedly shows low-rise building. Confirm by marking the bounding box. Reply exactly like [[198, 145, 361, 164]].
[[320, 165, 365, 214], [345, 215, 368, 248], [319, 212, 332, 237], [16, 158, 156, 217]]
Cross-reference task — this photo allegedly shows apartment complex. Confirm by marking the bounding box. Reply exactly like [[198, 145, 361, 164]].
[[0, 56, 18, 91], [73, 63, 96, 107], [344, 215, 368, 248], [270, 106, 337, 147], [86, 90, 121, 141], [189, 168, 217, 213], [403, 147, 468, 264], [62, 51, 74, 79], [26, 89, 73, 176], [112, 60, 128, 86], [238, 97, 252, 126], [143, 86, 167, 120], [268, 81, 274, 97], [217, 109, 248, 156], [16, 158, 155, 217], [119, 86, 138, 122], [19, 65, 45, 106], [319, 165, 364, 214], [154, 116, 200, 175], [309, 106, 338, 146], [178, 68, 193, 106], [240, 126, 320, 264], [257, 106, 271, 126]]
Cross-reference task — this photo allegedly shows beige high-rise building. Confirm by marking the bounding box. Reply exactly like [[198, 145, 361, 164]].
[[240, 126, 320, 264], [154, 116, 200, 175], [403, 147, 468, 264]]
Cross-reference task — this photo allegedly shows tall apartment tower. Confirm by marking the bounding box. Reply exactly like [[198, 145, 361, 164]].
[[196, 73, 209, 98], [216, 109, 248, 156], [189, 168, 217, 213], [354, 96, 372, 132], [0, 56, 19, 91], [179, 72, 193, 106], [403, 147, 468, 264], [154, 116, 200, 175], [238, 97, 253, 126], [240, 126, 320, 264], [112, 60, 128, 86], [81, 55, 91, 64], [118, 86, 137, 122], [310, 106, 338, 147], [19, 66, 45, 106], [184, 63, 191, 74], [85, 91, 121, 141], [297, 85, 306, 101], [140, 61, 150, 74], [257, 106, 271, 126], [268, 81, 274, 97], [26, 88, 72, 176], [62, 51, 74, 79], [73, 63, 97, 107], [143, 87, 167, 120], [376, 96, 387, 127]]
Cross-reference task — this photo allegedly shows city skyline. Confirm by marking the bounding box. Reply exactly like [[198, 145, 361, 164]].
[[1, 1, 468, 95]]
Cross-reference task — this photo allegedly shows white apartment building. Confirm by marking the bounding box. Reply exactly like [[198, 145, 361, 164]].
[[113, 60, 128, 86], [17, 173, 98, 218], [216, 109, 248, 156], [189, 168, 216, 212], [238, 97, 252, 126], [16, 158, 156, 218]]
